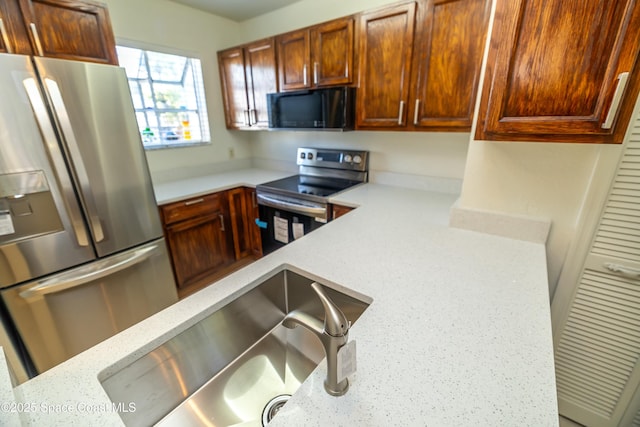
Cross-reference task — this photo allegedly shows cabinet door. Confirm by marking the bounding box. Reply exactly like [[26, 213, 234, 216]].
[[277, 28, 311, 91], [165, 213, 231, 289], [246, 188, 262, 258], [0, 0, 32, 54], [410, 0, 490, 131], [218, 47, 250, 129], [475, 0, 640, 143], [552, 125, 640, 426], [311, 17, 354, 87], [18, 0, 118, 65], [227, 187, 253, 261], [331, 204, 354, 220], [356, 2, 417, 129], [244, 39, 278, 128]]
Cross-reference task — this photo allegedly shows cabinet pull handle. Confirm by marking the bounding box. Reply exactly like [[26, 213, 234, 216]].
[[605, 262, 640, 280], [602, 72, 629, 130], [29, 23, 44, 56], [303, 64, 308, 86], [314, 62, 318, 85], [398, 101, 405, 125], [219, 214, 225, 231], [413, 99, 420, 125], [0, 19, 12, 54], [184, 198, 204, 206]]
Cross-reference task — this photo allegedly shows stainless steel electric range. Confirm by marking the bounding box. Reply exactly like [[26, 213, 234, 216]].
[[256, 147, 369, 255]]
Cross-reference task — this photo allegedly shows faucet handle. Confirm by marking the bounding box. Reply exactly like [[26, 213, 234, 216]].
[[310, 282, 349, 337]]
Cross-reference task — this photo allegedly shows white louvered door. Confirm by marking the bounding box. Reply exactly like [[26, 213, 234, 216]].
[[556, 117, 640, 426]]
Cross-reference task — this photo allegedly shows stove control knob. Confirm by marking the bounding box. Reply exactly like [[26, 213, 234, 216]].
[[343, 154, 352, 163], [307, 152, 314, 160], [300, 152, 306, 159], [353, 155, 362, 164]]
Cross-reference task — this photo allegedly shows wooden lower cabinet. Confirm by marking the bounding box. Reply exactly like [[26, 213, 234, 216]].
[[164, 213, 233, 290], [160, 193, 234, 292], [160, 187, 262, 297], [227, 187, 262, 260], [331, 204, 355, 220]]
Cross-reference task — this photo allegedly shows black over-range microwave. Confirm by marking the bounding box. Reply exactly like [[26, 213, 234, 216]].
[[267, 87, 355, 130]]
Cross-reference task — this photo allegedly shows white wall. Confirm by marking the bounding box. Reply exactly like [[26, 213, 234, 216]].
[[101, 0, 253, 183], [458, 141, 622, 296]]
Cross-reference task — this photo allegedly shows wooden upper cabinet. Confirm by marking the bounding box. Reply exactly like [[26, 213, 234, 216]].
[[311, 17, 354, 87], [356, 1, 417, 129], [244, 39, 278, 128], [0, 0, 33, 54], [218, 47, 251, 129], [17, 0, 118, 65], [277, 29, 310, 90], [277, 16, 354, 91], [475, 0, 640, 143], [409, 0, 490, 131], [218, 38, 277, 129]]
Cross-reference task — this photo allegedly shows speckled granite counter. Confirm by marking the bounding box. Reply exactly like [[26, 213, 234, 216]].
[[6, 169, 558, 426], [152, 168, 293, 204]]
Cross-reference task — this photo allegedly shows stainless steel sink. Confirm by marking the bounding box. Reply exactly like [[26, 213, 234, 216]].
[[99, 265, 371, 427]]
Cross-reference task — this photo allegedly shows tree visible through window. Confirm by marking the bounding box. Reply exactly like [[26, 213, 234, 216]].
[[116, 45, 210, 149]]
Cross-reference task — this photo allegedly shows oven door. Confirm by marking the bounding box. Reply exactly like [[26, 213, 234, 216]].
[[258, 201, 326, 255]]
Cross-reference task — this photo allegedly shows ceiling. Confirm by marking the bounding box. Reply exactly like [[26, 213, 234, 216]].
[[168, 0, 302, 22]]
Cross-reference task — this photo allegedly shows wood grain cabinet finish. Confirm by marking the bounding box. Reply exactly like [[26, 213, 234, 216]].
[[277, 16, 354, 91], [331, 204, 354, 220], [16, 0, 118, 65], [0, 0, 33, 54], [409, 0, 490, 131], [218, 38, 278, 129], [227, 187, 262, 260], [160, 194, 234, 290], [475, 0, 640, 143], [356, 0, 490, 131], [356, 1, 417, 129]]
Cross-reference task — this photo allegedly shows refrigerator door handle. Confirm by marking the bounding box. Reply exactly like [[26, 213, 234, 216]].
[[22, 78, 90, 247], [43, 78, 105, 243], [18, 243, 160, 299]]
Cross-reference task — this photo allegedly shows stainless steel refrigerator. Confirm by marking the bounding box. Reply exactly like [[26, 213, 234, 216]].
[[0, 53, 178, 382]]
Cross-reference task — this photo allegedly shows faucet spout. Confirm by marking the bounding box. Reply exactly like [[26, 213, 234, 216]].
[[282, 282, 351, 396]]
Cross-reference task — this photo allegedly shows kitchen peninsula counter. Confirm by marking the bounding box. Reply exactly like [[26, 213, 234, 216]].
[[7, 169, 558, 426]]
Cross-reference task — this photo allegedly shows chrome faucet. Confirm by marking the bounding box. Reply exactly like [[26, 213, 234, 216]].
[[282, 282, 351, 396]]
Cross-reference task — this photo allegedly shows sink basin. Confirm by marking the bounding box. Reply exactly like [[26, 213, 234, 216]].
[[99, 265, 371, 427]]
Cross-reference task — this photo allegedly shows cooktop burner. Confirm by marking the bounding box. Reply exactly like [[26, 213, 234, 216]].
[[258, 175, 361, 198]]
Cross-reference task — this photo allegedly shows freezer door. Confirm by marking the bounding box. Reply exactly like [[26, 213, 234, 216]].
[[0, 54, 95, 288], [1, 238, 178, 376], [34, 56, 163, 257]]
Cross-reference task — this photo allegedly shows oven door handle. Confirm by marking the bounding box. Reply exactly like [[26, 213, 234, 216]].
[[257, 194, 326, 218]]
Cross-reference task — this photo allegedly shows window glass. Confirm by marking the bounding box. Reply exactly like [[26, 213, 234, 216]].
[[116, 45, 210, 149]]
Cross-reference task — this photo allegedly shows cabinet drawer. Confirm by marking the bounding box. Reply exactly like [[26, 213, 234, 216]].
[[161, 193, 222, 225]]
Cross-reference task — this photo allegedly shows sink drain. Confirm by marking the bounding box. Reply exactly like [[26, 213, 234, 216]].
[[261, 394, 291, 426]]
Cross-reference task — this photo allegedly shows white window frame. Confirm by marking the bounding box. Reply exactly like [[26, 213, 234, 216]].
[[116, 43, 211, 150]]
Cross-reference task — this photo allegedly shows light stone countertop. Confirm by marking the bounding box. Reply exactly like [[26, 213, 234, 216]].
[[6, 169, 558, 426], [152, 168, 293, 205]]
